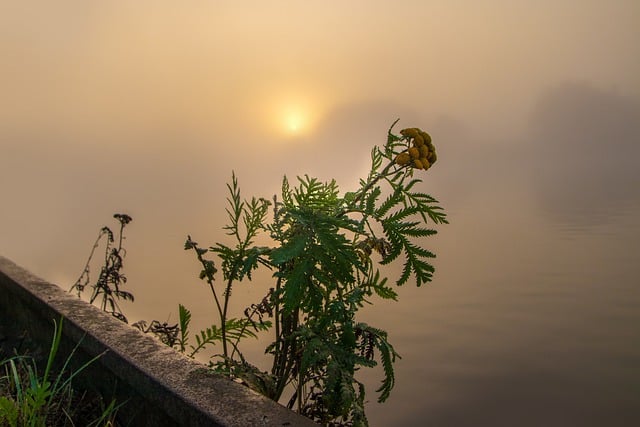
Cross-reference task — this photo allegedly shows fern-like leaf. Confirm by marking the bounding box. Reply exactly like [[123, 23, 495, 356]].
[[178, 304, 191, 353]]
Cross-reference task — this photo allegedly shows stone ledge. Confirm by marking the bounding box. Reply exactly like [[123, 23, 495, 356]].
[[0, 256, 317, 427]]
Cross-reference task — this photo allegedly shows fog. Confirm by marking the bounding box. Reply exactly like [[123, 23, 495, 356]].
[[526, 83, 640, 224], [1, 2, 639, 424]]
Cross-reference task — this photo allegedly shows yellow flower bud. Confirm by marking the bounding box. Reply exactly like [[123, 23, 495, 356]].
[[420, 131, 432, 145], [408, 147, 420, 159], [395, 152, 411, 166], [400, 128, 420, 139], [420, 157, 430, 169], [413, 133, 425, 147], [428, 149, 437, 164], [413, 159, 424, 169], [419, 145, 429, 157], [424, 139, 432, 150]]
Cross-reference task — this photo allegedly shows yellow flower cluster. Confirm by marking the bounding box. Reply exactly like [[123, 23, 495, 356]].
[[394, 128, 437, 170]]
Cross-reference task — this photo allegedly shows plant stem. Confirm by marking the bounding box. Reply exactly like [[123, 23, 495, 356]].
[[221, 276, 234, 362], [272, 277, 282, 373], [341, 161, 401, 216]]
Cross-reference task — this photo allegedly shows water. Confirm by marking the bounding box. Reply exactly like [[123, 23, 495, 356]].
[[359, 181, 640, 426]]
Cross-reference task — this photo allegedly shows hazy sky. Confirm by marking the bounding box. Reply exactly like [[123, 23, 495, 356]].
[[3, 1, 638, 141]]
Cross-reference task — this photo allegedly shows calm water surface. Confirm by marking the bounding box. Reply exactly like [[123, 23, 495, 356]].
[[359, 182, 640, 426]]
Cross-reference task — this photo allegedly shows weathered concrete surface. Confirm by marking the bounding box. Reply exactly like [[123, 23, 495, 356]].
[[0, 256, 317, 427]]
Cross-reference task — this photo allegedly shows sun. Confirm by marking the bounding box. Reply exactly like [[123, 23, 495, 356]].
[[271, 96, 316, 137], [285, 111, 305, 135], [262, 91, 324, 139]]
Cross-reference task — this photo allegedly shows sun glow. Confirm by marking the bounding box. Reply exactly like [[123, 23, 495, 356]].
[[263, 91, 324, 139], [285, 111, 305, 134]]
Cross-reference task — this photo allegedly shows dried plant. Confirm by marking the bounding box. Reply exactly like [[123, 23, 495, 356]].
[[70, 214, 133, 323]]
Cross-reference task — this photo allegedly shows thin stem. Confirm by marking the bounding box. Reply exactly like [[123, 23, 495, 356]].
[[297, 368, 303, 413], [184, 263, 225, 360], [230, 289, 271, 360], [70, 228, 108, 295], [221, 276, 234, 361], [273, 307, 299, 401], [340, 161, 403, 216], [271, 277, 282, 374], [118, 221, 125, 252]]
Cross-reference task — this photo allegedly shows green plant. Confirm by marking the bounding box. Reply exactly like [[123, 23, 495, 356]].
[[0, 319, 121, 426], [70, 214, 134, 323], [179, 121, 447, 425]]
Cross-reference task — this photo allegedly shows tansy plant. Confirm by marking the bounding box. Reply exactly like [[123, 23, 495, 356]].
[[69, 121, 447, 426], [178, 120, 448, 426]]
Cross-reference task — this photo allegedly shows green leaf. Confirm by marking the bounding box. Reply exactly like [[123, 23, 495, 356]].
[[365, 186, 382, 214], [386, 118, 401, 144], [178, 304, 191, 352], [367, 270, 397, 301], [354, 323, 400, 403], [270, 232, 309, 265]]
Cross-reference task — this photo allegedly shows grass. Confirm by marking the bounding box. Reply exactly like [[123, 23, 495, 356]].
[[0, 318, 122, 427]]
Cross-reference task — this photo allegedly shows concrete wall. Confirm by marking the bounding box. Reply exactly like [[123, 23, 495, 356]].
[[0, 256, 316, 427]]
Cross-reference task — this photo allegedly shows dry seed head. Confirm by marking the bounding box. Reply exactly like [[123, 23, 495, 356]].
[[395, 152, 411, 166], [408, 147, 420, 159]]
